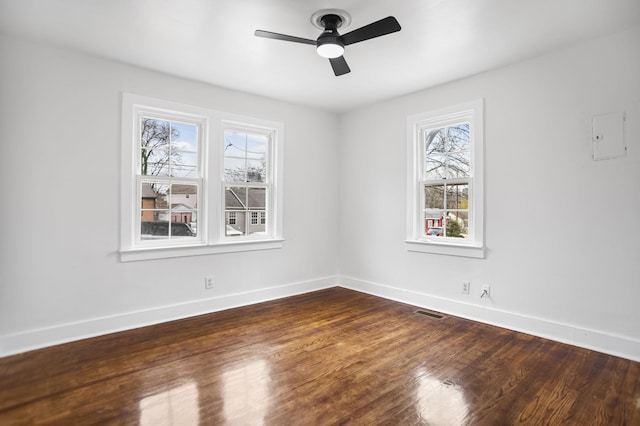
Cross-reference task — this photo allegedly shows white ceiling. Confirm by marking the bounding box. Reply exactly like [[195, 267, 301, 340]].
[[1, 0, 639, 112]]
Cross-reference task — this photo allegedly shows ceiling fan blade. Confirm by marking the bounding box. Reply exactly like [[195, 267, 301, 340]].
[[329, 56, 351, 76], [341, 16, 401, 46], [254, 30, 316, 45]]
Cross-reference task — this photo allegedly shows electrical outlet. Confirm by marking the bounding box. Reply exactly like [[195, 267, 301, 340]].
[[461, 281, 470, 295], [481, 284, 490, 298], [205, 276, 213, 290]]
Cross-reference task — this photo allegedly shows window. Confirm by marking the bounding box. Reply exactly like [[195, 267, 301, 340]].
[[227, 211, 236, 225], [406, 100, 484, 258], [121, 94, 284, 261], [138, 116, 202, 245], [223, 126, 272, 238]]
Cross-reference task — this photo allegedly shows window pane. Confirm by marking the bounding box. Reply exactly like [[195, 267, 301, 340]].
[[425, 185, 444, 209], [224, 157, 246, 182], [170, 209, 197, 226], [447, 123, 470, 151], [225, 186, 246, 210], [246, 133, 268, 160], [140, 182, 169, 209], [424, 123, 471, 179], [169, 221, 197, 239], [248, 211, 266, 235], [141, 213, 170, 240], [226, 211, 237, 225], [172, 152, 198, 178], [425, 128, 446, 153], [425, 154, 446, 180], [141, 146, 169, 176], [446, 183, 469, 209], [224, 131, 246, 182], [140, 118, 172, 176], [246, 159, 266, 182], [170, 184, 197, 232], [140, 182, 158, 216], [170, 122, 198, 153], [226, 212, 246, 237], [225, 130, 246, 150], [224, 130, 268, 183], [140, 119, 200, 178], [154, 183, 170, 209], [247, 187, 266, 210], [424, 208, 444, 237], [170, 184, 197, 206], [446, 152, 471, 178], [444, 211, 468, 238]]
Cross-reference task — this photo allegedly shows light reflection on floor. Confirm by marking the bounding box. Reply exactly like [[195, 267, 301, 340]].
[[222, 359, 271, 425], [139, 381, 200, 426], [415, 367, 469, 425]]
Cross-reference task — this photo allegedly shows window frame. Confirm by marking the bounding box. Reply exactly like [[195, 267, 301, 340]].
[[221, 122, 275, 241], [135, 111, 205, 249], [406, 99, 484, 258], [121, 93, 284, 262]]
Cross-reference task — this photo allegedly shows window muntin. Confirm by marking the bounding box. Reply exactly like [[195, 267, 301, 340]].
[[407, 100, 484, 258]]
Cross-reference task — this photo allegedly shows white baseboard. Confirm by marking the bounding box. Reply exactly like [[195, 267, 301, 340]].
[[0, 276, 337, 358], [3, 275, 638, 362], [339, 276, 640, 362]]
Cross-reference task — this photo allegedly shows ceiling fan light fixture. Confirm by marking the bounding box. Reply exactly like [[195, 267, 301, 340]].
[[255, 10, 400, 76], [316, 41, 344, 58]]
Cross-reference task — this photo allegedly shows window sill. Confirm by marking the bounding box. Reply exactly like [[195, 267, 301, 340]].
[[120, 239, 284, 262], [405, 239, 485, 259]]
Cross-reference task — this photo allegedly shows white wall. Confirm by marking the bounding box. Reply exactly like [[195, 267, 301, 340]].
[[338, 26, 640, 360], [0, 35, 340, 355]]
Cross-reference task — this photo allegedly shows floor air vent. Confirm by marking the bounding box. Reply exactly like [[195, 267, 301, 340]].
[[414, 309, 445, 319]]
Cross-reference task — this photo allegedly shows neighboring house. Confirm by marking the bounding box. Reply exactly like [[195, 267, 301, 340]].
[[170, 203, 193, 224], [171, 184, 197, 227], [425, 209, 444, 232], [141, 183, 198, 224], [425, 209, 468, 235], [141, 183, 157, 221], [171, 184, 197, 209], [225, 187, 266, 235]]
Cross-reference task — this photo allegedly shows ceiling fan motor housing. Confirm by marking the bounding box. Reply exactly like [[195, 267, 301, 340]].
[[316, 14, 345, 58]]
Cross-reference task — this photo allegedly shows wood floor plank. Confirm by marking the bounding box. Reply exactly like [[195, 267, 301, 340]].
[[0, 287, 638, 425]]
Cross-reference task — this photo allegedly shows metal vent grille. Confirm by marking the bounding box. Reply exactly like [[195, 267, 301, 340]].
[[413, 309, 445, 319]]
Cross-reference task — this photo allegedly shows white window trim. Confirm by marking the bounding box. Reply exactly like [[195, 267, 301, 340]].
[[120, 93, 284, 262], [405, 99, 484, 258]]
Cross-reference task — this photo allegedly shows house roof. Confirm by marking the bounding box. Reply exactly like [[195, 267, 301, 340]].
[[170, 203, 193, 211], [425, 209, 443, 219], [225, 187, 265, 210], [141, 183, 157, 199], [171, 184, 197, 195]]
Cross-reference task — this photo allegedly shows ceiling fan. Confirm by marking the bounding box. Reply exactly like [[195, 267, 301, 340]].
[[255, 9, 401, 76]]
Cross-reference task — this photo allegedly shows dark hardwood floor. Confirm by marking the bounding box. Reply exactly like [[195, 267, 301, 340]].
[[1, 287, 638, 425]]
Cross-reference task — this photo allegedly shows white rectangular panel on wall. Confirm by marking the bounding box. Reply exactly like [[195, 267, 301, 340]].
[[592, 111, 626, 160]]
